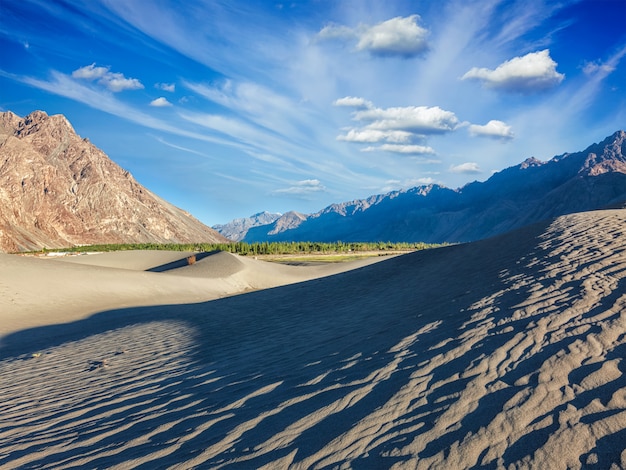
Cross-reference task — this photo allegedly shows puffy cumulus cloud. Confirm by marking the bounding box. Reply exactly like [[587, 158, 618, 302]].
[[105, 75, 143, 92], [156, 82, 176, 92], [336, 99, 458, 156], [318, 15, 429, 58], [468, 120, 514, 140], [272, 179, 326, 195], [72, 63, 144, 92], [72, 63, 109, 80], [356, 15, 429, 57], [362, 144, 435, 155], [461, 50, 564, 92], [450, 162, 481, 174], [354, 105, 459, 134], [150, 97, 173, 107], [335, 97, 458, 138], [333, 96, 373, 109]]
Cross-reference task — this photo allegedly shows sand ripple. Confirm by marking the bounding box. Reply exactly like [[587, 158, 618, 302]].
[[1, 210, 626, 468]]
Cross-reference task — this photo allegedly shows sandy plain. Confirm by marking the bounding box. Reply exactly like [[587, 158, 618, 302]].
[[1, 209, 626, 469]]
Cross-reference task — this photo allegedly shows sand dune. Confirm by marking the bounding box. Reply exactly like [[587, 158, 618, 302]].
[[0, 250, 384, 338], [1, 209, 626, 468], [52, 250, 200, 271]]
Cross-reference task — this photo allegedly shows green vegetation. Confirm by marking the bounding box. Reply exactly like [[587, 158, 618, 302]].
[[29, 240, 447, 256]]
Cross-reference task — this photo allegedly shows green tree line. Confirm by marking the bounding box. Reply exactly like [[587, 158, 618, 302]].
[[32, 240, 447, 256]]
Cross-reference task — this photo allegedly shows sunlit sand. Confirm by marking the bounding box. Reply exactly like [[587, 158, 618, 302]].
[[1, 209, 626, 468]]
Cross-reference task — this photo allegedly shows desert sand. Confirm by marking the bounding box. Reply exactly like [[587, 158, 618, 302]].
[[1, 209, 626, 469]]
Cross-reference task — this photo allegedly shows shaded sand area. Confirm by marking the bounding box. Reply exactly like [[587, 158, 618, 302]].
[[0, 250, 384, 337], [1, 209, 626, 468]]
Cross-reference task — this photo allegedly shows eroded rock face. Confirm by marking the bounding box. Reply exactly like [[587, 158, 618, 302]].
[[0, 110, 228, 252]]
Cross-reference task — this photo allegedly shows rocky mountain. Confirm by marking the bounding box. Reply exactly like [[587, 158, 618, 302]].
[[212, 211, 281, 241], [243, 130, 626, 243], [0, 110, 228, 252]]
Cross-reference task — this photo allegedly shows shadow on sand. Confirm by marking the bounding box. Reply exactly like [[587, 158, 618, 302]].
[[2, 218, 625, 468]]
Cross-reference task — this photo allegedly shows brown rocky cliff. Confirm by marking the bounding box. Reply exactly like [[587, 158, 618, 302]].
[[0, 110, 229, 252]]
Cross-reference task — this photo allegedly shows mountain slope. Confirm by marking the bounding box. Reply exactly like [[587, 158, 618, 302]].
[[243, 130, 626, 243], [212, 211, 281, 241], [0, 110, 228, 252]]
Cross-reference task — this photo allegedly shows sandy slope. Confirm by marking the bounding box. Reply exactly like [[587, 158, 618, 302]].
[[0, 250, 383, 338], [1, 209, 626, 468]]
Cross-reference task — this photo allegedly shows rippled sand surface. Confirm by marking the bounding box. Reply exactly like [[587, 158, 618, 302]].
[[1, 209, 626, 469]]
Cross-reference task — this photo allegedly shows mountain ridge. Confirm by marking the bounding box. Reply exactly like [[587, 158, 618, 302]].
[[234, 130, 626, 243], [0, 110, 228, 252]]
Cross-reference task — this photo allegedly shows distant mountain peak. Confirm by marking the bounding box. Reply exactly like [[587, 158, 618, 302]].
[[577, 129, 626, 176], [242, 130, 626, 244], [519, 157, 543, 169], [212, 211, 283, 241]]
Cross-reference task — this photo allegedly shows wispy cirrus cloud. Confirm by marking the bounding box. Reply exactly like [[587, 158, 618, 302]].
[[182, 78, 314, 147], [337, 129, 413, 143], [2, 0, 623, 223], [461, 49, 564, 93], [318, 15, 429, 58], [362, 144, 435, 155], [1, 68, 239, 149], [72, 63, 144, 92]]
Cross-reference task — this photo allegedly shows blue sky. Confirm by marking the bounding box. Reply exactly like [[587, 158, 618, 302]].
[[1, 0, 625, 225]]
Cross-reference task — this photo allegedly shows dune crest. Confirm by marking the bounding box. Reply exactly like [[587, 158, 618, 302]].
[[1, 209, 626, 468]]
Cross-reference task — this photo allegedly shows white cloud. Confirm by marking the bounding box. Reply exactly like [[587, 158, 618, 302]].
[[318, 23, 355, 41], [150, 97, 173, 107], [72, 63, 144, 92], [356, 15, 429, 57], [354, 105, 459, 134], [582, 60, 616, 76], [72, 63, 109, 80], [336, 100, 458, 157], [153, 135, 208, 157], [105, 74, 144, 92], [337, 129, 413, 143], [156, 82, 176, 92], [362, 144, 435, 155], [450, 162, 481, 174], [182, 79, 310, 144], [468, 120, 514, 140], [461, 50, 564, 92], [333, 96, 373, 109], [10, 69, 235, 148], [318, 15, 429, 58], [272, 179, 326, 195]]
